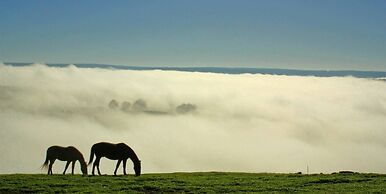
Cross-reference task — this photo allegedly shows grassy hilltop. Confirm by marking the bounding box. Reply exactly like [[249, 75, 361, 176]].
[[0, 172, 385, 193]]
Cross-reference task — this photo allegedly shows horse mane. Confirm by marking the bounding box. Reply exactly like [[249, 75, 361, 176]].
[[120, 143, 140, 163], [79, 155, 87, 165]]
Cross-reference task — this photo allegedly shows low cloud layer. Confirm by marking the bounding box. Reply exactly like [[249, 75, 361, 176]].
[[1, 64, 386, 174]]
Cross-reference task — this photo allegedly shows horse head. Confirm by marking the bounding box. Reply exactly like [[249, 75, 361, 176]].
[[134, 160, 141, 176], [80, 160, 88, 175]]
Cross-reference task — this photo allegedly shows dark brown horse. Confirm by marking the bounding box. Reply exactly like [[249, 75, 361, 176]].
[[42, 146, 88, 175], [89, 142, 141, 176]]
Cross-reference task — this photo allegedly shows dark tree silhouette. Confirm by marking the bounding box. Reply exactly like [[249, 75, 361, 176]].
[[132, 99, 147, 112], [108, 99, 119, 110], [176, 103, 196, 114], [121, 101, 131, 112]]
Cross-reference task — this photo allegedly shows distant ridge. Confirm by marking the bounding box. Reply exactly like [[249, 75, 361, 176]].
[[3, 62, 386, 78]]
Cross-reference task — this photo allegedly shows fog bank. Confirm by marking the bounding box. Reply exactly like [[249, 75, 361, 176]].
[[1, 64, 386, 174]]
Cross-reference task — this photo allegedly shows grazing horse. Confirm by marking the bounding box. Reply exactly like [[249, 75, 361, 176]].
[[42, 146, 88, 175], [89, 142, 141, 176]]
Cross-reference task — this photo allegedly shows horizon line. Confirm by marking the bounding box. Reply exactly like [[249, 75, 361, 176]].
[[3, 61, 386, 74]]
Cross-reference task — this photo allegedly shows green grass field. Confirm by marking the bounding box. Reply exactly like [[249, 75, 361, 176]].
[[0, 172, 385, 193]]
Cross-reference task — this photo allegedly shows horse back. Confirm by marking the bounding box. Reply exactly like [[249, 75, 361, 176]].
[[47, 145, 82, 161], [92, 142, 131, 160]]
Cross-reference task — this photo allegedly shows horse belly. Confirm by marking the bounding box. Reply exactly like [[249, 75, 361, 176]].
[[104, 155, 121, 160], [57, 156, 70, 161], [58, 156, 73, 161], [57, 154, 74, 161]]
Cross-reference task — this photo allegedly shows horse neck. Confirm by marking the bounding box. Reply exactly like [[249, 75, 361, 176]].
[[128, 152, 140, 164], [77, 155, 87, 167]]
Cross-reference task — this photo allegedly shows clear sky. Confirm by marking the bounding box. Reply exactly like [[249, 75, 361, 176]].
[[0, 0, 385, 71]]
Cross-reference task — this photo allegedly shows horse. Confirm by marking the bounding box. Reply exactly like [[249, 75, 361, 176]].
[[88, 142, 141, 176], [42, 146, 88, 175]]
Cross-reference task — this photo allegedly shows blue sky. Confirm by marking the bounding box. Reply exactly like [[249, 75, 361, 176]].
[[0, 0, 385, 71]]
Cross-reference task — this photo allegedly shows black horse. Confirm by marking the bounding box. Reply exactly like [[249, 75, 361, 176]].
[[42, 146, 88, 175], [89, 142, 141, 176]]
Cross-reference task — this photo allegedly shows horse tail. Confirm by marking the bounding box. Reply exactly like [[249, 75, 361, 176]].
[[41, 151, 49, 169], [88, 145, 95, 166]]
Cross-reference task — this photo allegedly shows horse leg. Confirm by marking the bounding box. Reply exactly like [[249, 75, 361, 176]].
[[92, 157, 98, 176], [48, 159, 55, 175], [114, 160, 121, 176], [92, 163, 96, 176], [97, 164, 102, 175], [47, 160, 51, 175], [63, 161, 70, 175], [122, 159, 127, 175], [71, 161, 75, 175], [94, 157, 102, 175]]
